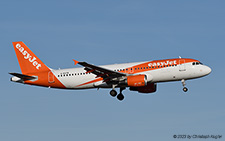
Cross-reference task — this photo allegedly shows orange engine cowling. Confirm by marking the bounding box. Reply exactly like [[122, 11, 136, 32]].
[[126, 75, 147, 87]]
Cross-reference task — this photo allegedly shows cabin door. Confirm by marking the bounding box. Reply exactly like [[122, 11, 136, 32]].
[[179, 59, 186, 71], [48, 71, 55, 83]]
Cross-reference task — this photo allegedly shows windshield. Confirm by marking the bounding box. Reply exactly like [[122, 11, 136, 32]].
[[192, 62, 203, 65]]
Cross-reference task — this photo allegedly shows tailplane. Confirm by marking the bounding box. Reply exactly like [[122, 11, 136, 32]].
[[9, 72, 37, 83], [12, 41, 50, 74]]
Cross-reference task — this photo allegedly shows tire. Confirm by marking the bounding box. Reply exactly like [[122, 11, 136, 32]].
[[110, 90, 117, 97], [183, 87, 188, 92], [117, 93, 124, 101]]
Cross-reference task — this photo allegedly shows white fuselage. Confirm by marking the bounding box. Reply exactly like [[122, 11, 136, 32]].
[[51, 61, 211, 89]]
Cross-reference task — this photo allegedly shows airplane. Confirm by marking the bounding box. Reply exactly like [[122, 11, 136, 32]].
[[10, 41, 212, 101]]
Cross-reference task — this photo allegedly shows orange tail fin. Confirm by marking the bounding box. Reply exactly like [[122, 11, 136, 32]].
[[12, 41, 50, 74]]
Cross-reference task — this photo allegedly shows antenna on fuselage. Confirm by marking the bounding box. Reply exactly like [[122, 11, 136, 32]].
[[179, 56, 182, 59]]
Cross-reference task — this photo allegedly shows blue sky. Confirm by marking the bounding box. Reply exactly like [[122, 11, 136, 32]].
[[1, 0, 224, 140]]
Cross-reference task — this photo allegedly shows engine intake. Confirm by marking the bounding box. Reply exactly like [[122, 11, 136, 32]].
[[126, 75, 147, 87]]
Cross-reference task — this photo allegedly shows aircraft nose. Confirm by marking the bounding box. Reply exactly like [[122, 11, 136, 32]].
[[203, 66, 212, 76]]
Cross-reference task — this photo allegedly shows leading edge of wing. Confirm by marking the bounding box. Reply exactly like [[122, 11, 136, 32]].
[[73, 60, 127, 78]]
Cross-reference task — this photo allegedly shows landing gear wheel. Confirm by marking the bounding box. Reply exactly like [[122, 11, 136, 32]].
[[110, 90, 117, 97], [117, 93, 124, 101], [181, 79, 188, 92], [183, 87, 188, 92]]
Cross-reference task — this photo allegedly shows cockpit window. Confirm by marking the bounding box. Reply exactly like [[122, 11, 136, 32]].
[[192, 62, 203, 65]]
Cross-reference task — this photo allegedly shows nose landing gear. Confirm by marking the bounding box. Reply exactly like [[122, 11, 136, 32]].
[[183, 87, 188, 92], [181, 79, 188, 92]]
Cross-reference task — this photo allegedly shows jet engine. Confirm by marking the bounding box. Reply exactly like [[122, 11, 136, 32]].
[[130, 83, 157, 93], [126, 75, 147, 87]]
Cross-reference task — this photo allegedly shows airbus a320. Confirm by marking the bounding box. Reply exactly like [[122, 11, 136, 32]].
[[10, 41, 211, 101]]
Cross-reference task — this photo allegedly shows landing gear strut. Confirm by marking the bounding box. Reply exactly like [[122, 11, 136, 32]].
[[117, 87, 125, 101], [110, 85, 117, 97], [181, 79, 188, 92]]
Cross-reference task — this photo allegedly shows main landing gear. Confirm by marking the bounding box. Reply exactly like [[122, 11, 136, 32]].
[[110, 85, 117, 97], [117, 87, 125, 101], [109, 86, 125, 101], [181, 79, 188, 92], [110, 89, 117, 97]]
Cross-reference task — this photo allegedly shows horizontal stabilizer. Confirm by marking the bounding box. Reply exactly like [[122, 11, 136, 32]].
[[9, 73, 37, 81]]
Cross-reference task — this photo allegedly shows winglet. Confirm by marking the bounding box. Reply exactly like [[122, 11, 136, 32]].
[[73, 59, 79, 65]]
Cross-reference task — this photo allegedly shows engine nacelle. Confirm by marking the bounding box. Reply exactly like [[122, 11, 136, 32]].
[[130, 83, 157, 93], [126, 75, 147, 87]]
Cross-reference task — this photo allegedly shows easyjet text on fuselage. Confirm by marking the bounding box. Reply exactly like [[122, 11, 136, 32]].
[[148, 60, 177, 67]]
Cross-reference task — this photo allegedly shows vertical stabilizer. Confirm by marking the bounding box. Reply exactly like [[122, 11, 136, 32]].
[[12, 41, 50, 74]]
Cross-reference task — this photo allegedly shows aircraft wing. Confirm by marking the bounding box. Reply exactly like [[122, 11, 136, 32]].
[[74, 60, 127, 81]]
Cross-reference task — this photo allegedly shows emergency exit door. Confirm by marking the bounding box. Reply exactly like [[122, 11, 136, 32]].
[[48, 71, 55, 83]]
